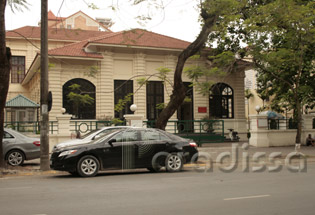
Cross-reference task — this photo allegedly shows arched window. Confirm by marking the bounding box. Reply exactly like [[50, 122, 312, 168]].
[[209, 83, 234, 119], [63, 78, 96, 119]]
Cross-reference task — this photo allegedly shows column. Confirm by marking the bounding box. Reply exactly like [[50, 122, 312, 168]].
[[98, 51, 114, 118], [133, 53, 146, 118], [249, 114, 270, 147], [56, 113, 72, 136]]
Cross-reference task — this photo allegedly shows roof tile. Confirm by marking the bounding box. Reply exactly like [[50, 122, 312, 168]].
[[6, 26, 110, 41], [91, 29, 190, 50], [48, 40, 103, 59], [6, 94, 39, 107]]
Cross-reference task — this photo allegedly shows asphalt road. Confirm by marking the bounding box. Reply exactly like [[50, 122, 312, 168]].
[[1, 164, 315, 215]]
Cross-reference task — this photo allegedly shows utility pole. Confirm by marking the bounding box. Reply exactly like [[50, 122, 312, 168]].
[[40, 0, 50, 171]]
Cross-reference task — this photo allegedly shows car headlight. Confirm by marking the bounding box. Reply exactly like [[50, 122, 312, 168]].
[[58, 150, 78, 157]]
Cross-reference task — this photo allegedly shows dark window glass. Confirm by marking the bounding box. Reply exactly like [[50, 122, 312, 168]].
[[209, 83, 234, 119], [113, 130, 138, 142], [140, 130, 170, 141], [11, 56, 25, 83], [114, 80, 134, 120], [63, 78, 96, 119], [146, 81, 164, 121], [3, 131, 14, 139]]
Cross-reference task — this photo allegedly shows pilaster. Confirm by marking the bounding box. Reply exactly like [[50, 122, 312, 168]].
[[98, 51, 114, 118], [134, 53, 146, 118]]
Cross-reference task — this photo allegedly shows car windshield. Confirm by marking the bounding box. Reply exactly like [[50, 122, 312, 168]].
[[93, 128, 127, 140], [80, 129, 101, 139], [93, 130, 122, 144]]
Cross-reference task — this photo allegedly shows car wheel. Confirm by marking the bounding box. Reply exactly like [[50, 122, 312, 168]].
[[6, 150, 25, 166], [77, 155, 99, 177], [165, 153, 183, 172]]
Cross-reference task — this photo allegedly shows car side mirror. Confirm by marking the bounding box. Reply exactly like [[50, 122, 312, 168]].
[[108, 139, 116, 147]]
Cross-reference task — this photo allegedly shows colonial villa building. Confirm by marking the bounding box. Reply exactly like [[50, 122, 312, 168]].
[[5, 11, 247, 141]]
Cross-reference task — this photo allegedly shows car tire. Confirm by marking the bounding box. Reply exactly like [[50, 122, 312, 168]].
[[6, 150, 25, 166], [77, 155, 99, 177], [165, 153, 183, 172]]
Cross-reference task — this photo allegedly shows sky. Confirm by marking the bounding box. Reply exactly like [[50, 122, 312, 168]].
[[5, 0, 201, 42]]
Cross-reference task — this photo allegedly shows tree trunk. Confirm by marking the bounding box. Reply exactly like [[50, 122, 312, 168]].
[[156, 11, 218, 130], [0, 0, 10, 169], [295, 98, 302, 144]]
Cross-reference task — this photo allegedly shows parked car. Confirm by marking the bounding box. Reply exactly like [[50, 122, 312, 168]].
[[50, 128, 198, 177], [2, 128, 40, 166], [53, 126, 133, 150]]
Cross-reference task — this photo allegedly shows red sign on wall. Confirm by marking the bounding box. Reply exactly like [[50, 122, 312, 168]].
[[198, 107, 207, 113]]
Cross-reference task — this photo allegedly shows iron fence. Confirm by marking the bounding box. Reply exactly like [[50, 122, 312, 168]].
[[4, 121, 58, 134], [268, 118, 298, 130], [144, 120, 225, 145], [70, 120, 126, 134]]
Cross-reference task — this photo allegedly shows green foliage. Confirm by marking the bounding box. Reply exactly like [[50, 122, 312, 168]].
[[189, 55, 201, 60], [87, 3, 99, 10], [137, 77, 147, 87], [156, 103, 166, 110], [84, 65, 99, 78], [245, 89, 253, 100], [204, 0, 314, 138], [247, 0, 315, 117], [114, 93, 133, 112], [156, 67, 171, 81], [68, 83, 81, 91], [184, 96, 192, 103], [67, 84, 94, 118], [184, 63, 224, 96], [67, 92, 94, 106], [111, 118, 124, 125]]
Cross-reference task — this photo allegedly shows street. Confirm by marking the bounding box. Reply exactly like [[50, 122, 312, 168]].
[[1, 163, 315, 215]]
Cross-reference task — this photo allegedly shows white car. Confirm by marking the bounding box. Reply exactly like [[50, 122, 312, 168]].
[[53, 126, 132, 150]]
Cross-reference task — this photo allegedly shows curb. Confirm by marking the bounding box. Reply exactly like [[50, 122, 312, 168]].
[[0, 169, 65, 178]]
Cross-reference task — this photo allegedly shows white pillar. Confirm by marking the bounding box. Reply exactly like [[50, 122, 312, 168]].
[[56, 114, 72, 136], [302, 114, 315, 130], [124, 114, 144, 127], [249, 114, 270, 147], [302, 114, 315, 143]]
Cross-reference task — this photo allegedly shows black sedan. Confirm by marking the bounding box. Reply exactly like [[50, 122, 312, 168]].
[[50, 128, 198, 177]]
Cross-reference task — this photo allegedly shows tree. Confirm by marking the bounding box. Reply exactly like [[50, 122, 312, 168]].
[[191, 0, 314, 145], [0, 0, 28, 170], [67, 84, 95, 118], [0, 0, 11, 169], [155, 0, 248, 130], [247, 0, 315, 144], [245, 89, 253, 129]]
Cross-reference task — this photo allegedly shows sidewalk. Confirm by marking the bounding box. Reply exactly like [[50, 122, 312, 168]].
[[2, 142, 315, 177], [199, 142, 315, 158]]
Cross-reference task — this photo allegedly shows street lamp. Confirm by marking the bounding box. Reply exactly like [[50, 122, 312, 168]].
[[255, 105, 261, 114], [130, 104, 137, 113]]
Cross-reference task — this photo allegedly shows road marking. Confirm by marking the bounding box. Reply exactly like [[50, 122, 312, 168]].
[[224, 194, 270, 201]]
